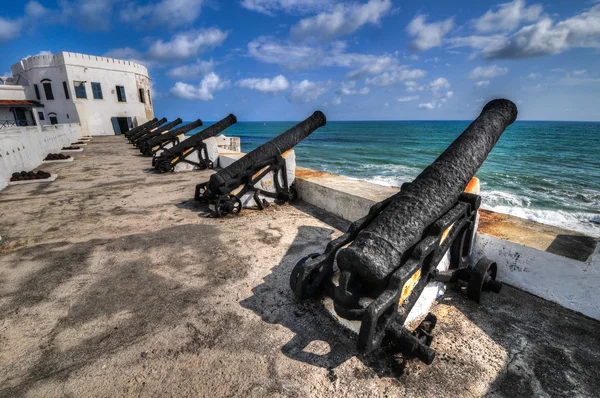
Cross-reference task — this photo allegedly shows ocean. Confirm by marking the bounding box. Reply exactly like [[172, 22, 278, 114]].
[[187, 120, 600, 237]]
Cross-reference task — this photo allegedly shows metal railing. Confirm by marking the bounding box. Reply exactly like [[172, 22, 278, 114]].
[[0, 120, 32, 129]]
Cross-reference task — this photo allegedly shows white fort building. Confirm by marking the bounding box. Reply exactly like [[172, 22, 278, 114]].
[[1, 51, 154, 135]]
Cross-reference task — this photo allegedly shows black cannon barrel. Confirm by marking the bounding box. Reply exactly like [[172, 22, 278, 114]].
[[159, 114, 237, 158], [208, 111, 326, 193], [145, 119, 204, 150], [336, 99, 517, 288], [136, 118, 183, 144], [124, 118, 157, 138], [130, 117, 167, 141]]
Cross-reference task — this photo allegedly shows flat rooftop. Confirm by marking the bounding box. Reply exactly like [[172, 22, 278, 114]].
[[0, 136, 599, 397]]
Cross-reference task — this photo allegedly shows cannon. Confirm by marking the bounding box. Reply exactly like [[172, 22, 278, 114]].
[[130, 118, 179, 145], [126, 117, 166, 143], [195, 111, 326, 217], [135, 118, 183, 148], [123, 118, 157, 139], [153, 114, 237, 173], [140, 119, 204, 157], [289, 100, 517, 365]]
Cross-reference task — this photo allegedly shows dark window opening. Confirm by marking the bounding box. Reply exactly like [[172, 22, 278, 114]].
[[74, 81, 87, 99], [48, 113, 58, 125], [34, 84, 40, 100], [116, 85, 126, 102], [43, 82, 54, 100], [66, 114, 69, 119], [138, 88, 145, 103], [38, 111, 45, 120], [63, 81, 70, 99], [147, 89, 151, 105], [92, 82, 103, 99]]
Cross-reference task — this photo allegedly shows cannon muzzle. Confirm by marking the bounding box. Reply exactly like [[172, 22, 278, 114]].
[[124, 118, 157, 138], [337, 99, 517, 290], [129, 117, 167, 142]]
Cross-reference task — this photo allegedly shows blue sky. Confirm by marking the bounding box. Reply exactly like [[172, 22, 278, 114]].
[[1, 0, 599, 121]]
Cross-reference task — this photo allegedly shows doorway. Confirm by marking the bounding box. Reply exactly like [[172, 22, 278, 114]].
[[111, 117, 132, 135]]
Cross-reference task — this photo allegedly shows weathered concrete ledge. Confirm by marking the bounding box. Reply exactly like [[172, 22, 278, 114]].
[[294, 166, 600, 321], [0, 123, 82, 190]]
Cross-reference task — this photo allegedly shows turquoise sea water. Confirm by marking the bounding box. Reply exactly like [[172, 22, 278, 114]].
[[187, 120, 600, 236]]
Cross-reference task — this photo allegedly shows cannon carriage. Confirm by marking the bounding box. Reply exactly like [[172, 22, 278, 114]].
[[290, 100, 517, 364], [195, 111, 326, 217], [153, 114, 237, 173], [140, 119, 204, 157]]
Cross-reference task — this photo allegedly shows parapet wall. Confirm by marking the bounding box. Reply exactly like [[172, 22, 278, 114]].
[[12, 52, 149, 77], [294, 166, 600, 321], [0, 124, 82, 190]]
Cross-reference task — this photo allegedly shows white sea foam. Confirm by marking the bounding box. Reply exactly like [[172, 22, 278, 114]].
[[360, 179, 600, 237]]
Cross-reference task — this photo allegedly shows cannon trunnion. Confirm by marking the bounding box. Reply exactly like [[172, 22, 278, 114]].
[[153, 114, 237, 173], [290, 100, 517, 364], [195, 111, 327, 217]]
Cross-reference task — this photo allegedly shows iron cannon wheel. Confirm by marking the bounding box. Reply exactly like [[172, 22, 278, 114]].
[[158, 161, 174, 173], [195, 184, 209, 202], [289, 253, 321, 299], [467, 258, 501, 303], [215, 195, 242, 217]]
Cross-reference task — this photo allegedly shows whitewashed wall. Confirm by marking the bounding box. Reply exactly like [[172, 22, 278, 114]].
[[0, 123, 81, 190]]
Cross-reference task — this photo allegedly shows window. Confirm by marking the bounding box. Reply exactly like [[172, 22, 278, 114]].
[[38, 111, 45, 121], [147, 89, 151, 105], [42, 81, 54, 100], [116, 85, 126, 102], [49, 115, 58, 125], [74, 81, 87, 99], [63, 81, 70, 99], [138, 88, 145, 103], [92, 82, 103, 99], [34, 84, 40, 100]]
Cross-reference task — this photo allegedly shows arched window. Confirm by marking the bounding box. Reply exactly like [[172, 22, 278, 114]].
[[48, 112, 58, 125], [40, 79, 54, 100]]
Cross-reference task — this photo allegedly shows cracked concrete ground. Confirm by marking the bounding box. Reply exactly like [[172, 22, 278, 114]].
[[0, 136, 599, 397]]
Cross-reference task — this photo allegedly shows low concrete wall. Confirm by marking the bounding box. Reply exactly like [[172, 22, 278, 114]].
[[0, 123, 82, 190], [294, 166, 600, 321]]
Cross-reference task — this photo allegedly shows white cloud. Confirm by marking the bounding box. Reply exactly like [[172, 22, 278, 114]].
[[170, 72, 229, 100], [336, 81, 369, 95], [484, 5, 600, 59], [418, 102, 437, 109], [291, 0, 391, 40], [120, 0, 205, 27], [167, 60, 215, 78], [25, 1, 48, 17], [58, 0, 118, 31], [429, 77, 451, 91], [468, 65, 508, 79], [0, 18, 22, 41], [240, 0, 333, 16], [475, 80, 490, 87], [148, 29, 228, 60], [406, 14, 454, 51], [474, 0, 543, 33], [572, 69, 587, 76], [397, 95, 419, 102], [345, 55, 398, 79], [527, 72, 540, 79], [366, 68, 427, 87], [446, 34, 507, 50], [247, 36, 410, 80], [286, 80, 332, 103], [236, 75, 289, 92]]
